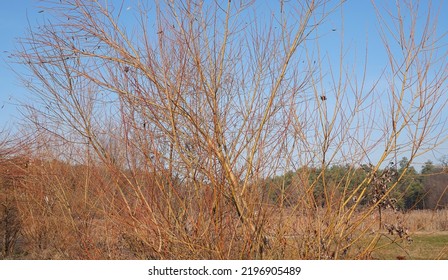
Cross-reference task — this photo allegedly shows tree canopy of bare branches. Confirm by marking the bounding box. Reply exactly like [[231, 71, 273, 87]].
[[9, 0, 448, 259]]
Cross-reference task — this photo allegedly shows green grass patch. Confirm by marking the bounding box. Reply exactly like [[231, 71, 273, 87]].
[[370, 232, 448, 260]]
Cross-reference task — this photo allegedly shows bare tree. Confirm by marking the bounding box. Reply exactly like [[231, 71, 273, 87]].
[[10, 0, 448, 259]]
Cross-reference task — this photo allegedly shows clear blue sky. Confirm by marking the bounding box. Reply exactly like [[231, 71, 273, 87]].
[[0, 0, 382, 127], [0, 0, 37, 128], [1, 0, 447, 167]]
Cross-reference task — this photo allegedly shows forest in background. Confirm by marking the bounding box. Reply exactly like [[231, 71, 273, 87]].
[[266, 157, 448, 211]]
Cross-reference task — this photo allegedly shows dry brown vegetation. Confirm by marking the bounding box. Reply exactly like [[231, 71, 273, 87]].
[[402, 210, 448, 232], [1, 154, 448, 259], [1, 0, 448, 259]]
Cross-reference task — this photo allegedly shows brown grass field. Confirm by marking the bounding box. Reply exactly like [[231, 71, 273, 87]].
[[1, 159, 447, 260], [264, 208, 448, 260], [3, 180, 447, 260], [369, 210, 448, 260]]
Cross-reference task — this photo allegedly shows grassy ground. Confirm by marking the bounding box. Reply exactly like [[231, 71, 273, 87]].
[[370, 232, 448, 260]]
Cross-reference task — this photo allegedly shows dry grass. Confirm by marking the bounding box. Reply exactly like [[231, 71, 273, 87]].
[[368, 232, 448, 260], [349, 209, 448, 260], [1, 156, 447, 260], [1, 157, 446, 260], [403, 210, 448, 232]]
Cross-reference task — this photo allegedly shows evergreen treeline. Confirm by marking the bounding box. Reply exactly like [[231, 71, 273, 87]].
[[265, 157, 448, 211]]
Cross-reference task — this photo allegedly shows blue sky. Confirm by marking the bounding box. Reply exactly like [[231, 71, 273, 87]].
[[0, 0, 36, 128], [0, 2, 368, 118], [0, 0, 382, 127], [1, 0, 447, 167]]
